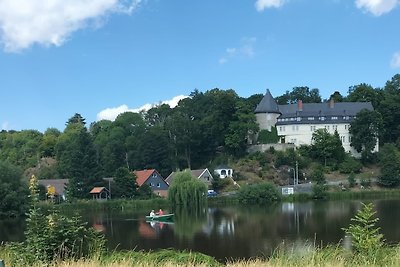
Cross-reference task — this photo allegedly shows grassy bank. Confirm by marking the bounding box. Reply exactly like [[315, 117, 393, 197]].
[[2, 245, 400, 267]]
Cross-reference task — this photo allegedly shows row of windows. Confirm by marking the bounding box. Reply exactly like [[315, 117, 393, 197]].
[[279, 124, 350, 132], [277, 116, 352, 122]]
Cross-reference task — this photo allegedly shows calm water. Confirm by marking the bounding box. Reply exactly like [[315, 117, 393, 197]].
[[2, 199, 400, 261]]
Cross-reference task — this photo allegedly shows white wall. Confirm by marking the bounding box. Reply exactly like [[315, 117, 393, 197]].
[[276, 123, 379, 155]]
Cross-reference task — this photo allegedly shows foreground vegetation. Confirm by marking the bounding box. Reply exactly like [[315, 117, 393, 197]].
[[2, 243, 400, 266]]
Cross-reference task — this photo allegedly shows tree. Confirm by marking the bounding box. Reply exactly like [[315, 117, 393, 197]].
[[342, 203, 384, 257], [0, 161, 28, 218], [378, 144, 400, 187], [225, 100, 259, 156], [346, 83, 382, 108], [350, 109, 382, 163], [113, 167, 138, 198], [329, 91, 344, 102], [40, 128, 61, 158], [275, 86, 322, 104], [57, 115, 101, 199], [311, 166, 327, 199], [167, 171, 207, 210], [310, 129, 345, 166]]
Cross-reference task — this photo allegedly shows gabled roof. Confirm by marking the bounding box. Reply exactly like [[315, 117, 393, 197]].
[[90, 187, 108, 194], [134, 169, 163, 186], [255, 89, 281, 114], [165, 168, 213, 185]]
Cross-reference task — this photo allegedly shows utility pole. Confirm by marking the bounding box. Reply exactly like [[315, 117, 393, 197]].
[[295, 161, 299, 185]]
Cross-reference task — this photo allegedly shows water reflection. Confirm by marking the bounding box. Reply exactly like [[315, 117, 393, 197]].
[[1, 199, 400, 262]]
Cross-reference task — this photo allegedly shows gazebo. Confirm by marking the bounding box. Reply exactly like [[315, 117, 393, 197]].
[[89, 187, 109, 201]]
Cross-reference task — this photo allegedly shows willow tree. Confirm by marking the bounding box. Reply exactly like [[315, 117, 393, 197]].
[[167, 171, 207, 210]]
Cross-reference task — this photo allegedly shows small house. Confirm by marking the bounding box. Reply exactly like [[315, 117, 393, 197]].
[[214, 165, 233, 179], [89, 187, 109, 201], [134, 169, 169, 197], [166, 168, 214, 187]]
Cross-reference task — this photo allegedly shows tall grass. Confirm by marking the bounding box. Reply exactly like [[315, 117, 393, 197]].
[[2, 244, 400, 266]]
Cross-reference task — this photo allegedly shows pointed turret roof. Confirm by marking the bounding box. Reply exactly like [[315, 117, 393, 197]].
[[255, 89, 281, 114]]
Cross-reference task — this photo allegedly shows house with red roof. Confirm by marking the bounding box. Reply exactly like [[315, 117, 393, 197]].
[[134, 169, 169, 197]]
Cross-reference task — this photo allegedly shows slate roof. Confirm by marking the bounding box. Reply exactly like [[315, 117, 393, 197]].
[[255, 89, 281, 114], [276, 102, 373, 125]]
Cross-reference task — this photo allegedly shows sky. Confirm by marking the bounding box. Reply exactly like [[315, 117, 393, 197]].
[[0, 0, 399, 132]]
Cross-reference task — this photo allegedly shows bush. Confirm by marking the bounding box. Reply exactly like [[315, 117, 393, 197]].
[[348, 172, 356, 188], [238, 182, 281, 204], [312, 184, 327, 199], [257, 127, 279, 144], [10, 175, 105, 265], [339, 156, 362, 174]]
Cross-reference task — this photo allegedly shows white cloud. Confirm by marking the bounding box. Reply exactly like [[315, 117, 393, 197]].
[[219, 37, 256, 64], [0, 0, 141, 52], [355, 0, 399, 16], [255, 0, 287, 12], [391, 52, 400, 68], [97, 95, 188, 121]]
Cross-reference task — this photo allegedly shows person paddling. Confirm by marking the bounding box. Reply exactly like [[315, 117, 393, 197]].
[[158, 208, 164, 216], [149, 209, 155, 217]]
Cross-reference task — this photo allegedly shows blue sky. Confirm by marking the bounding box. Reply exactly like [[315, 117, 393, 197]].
[[0, 0, 399, 132]]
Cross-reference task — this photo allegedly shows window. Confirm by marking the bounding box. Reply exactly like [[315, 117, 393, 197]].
[[325, 125, 330, 131], [150, 182, 154, 187], [340, 136, 345, 143], [333, 125, 338, 131], [308, 117, 314, 121], [310, 126, 316, 132], [296, 125, 299, 131], [279, 126, 283, 132], [292, 125, 296, 131], [297, 117, 301, 121], [349, 136, 352, 143], [157, 183, 161, 188], [332, 116, 338, 120]]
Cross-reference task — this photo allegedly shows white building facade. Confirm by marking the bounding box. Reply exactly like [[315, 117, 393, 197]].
[[255, 90, 378, 155]]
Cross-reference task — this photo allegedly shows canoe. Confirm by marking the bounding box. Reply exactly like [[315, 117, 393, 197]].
[[146, 213, 174, 222]]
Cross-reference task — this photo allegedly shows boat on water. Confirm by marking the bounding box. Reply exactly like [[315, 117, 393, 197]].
[[145, 213, 174, 222]]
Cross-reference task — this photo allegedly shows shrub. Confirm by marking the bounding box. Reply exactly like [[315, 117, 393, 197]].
[[10, 175, 105, 265], [339, 156, 362, 174], [257, 127, 279, 144], [348, 172, 356, 188], [312, 184, 327, 199], [360, 178, 371, 188], [238, 182, 281, 204]]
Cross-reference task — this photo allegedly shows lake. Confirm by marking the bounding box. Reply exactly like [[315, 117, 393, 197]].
[[1, 199, 400, 261]]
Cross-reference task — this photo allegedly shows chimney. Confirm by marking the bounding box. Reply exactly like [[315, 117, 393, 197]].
[[329, 98, 334, 108], [297, 100, 303, 111]]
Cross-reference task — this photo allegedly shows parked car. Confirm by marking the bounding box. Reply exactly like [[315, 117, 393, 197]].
[[207, 189, 218, 197]]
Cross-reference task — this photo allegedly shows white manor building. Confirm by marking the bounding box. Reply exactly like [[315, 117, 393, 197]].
[[255, 90, 378, 155]]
